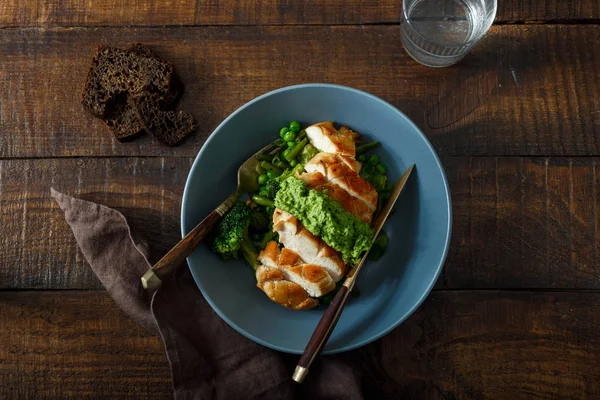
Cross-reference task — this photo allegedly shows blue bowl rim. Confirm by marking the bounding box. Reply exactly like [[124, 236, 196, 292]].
[[181, 83, 452, 354]]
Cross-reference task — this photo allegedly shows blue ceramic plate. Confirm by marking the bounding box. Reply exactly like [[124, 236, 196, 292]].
[[181, 84, 451, 354]]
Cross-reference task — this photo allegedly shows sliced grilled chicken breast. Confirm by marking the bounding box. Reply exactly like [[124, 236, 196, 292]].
[[258, 241, 336, 298], [255, 266, 318, 310], [296, 171, 374, 223], [273, 209, 345, 282], [305, 121, 356, 157], [305, 152, 378, 212]]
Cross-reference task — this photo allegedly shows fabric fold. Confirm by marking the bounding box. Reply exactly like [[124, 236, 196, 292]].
[[52, 188, 369, 399]]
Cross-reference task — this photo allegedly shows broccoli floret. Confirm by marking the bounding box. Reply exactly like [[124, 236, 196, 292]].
[[263, 179, 281, 199], [249, 208, 270, 233], [210, 201, 261, 269], [262, 164, 305, 199], [299, 144, 320, 164], [209, 202, 251, 260]]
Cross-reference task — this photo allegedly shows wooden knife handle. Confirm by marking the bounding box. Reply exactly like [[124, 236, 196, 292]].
[[293, 284, 351, 383], [141, 193, 238, 290]]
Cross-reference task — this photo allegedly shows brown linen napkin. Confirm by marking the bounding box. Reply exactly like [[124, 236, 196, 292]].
[[51, 188, 378, 400]]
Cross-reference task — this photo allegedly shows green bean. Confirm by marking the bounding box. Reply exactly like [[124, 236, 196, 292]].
[[376, 163, 387, 174], [368, 154, 380, 165], [284, 137, 308, 162], [356, 141, 380, 154], [296, 129, 307, 141], [260, 161, 283, 176], [259, 231, 278, 249], [255, 164, 266, 175], [289, 159, 298, 167], [274, 138, 286, 147], [252, 195, 275, 208], [372, 173, 387, 191], [258, 154, 274, 162]]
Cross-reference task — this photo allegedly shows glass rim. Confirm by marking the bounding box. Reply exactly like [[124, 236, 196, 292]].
[[401, 2, 497, 49]]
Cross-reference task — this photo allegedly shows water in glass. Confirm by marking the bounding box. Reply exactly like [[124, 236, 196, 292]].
[[400, 0, 497, 67]]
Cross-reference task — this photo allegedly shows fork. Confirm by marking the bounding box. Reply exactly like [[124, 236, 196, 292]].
[[141, 140, 280, 290]]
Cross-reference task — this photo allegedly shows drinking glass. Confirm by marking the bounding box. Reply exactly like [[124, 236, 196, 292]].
[[400, 0, 497, 67]]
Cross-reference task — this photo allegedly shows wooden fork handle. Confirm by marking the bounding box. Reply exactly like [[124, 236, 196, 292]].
[[141, 193, 238, 290], [292, 284, 352, 383]]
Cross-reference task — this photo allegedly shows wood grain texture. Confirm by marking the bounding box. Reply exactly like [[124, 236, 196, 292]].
[[0, 291, 172, 399], [445, 157, 600, 289], [0, 0, 598, 27], [1, 25, 600, 158], [0, 157, 191, 289], [1, 290, 598, 399], [367, 290, 600, 400], [1, 157, 598, 290]]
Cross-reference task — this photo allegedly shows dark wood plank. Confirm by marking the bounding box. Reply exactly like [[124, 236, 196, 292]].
[[1, 157, 598, 290], [0, 291, 171, 398], [1, 25, 599, 158], [446, 157, 600, 289], [1, 290, 598, 398], [368, 290, 600, 399], [0, 157, 191, 289], [0, 0, 598, 27]]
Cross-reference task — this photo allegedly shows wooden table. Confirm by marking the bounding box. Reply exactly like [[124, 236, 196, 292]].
[[1, 1, 600, 398]]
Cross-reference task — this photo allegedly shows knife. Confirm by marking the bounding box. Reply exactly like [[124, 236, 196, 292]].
[[292, 164, 415, 383]]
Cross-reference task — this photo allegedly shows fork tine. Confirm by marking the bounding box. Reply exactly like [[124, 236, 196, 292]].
[[254, 140, 280, 157]]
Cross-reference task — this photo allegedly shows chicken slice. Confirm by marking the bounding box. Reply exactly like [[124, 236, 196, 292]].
[[296, 171, 374, 223], [258, 241, 336, 298], [273, 209, 346, 282], [305, 121, 356, 157], [305, 152, 378, 212], [255, 266, 318, 310]]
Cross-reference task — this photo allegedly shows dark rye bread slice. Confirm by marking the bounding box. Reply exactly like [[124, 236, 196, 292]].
[[132, 92, 198, 146], [81, 44, 182, 140], [102, 44, 184, 140], [127, 43, 183, 105], [81, 45, 174, 116]]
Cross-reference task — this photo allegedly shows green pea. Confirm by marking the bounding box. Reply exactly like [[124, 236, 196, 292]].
[[258, 174, 268, 185], [358, 154, 367, 162], [384, 181, 393, 191], [267, 171, 275, 179], [376, 163, 387, 174], [372, 173, 387, 191], [287, 141, 296, 148], [283, 131, 296, 142], [280, 127, 289, 138], [290, 159, 298, 167], [282, 148, 291, 158], [368, 154, 380, 165], [362, 164, 375, 174], [360, 169, 372, 182], [289, 120, 301, 133]]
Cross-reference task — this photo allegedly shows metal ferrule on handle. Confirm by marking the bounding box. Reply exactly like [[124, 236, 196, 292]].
[[141, 191, 239, 291]]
